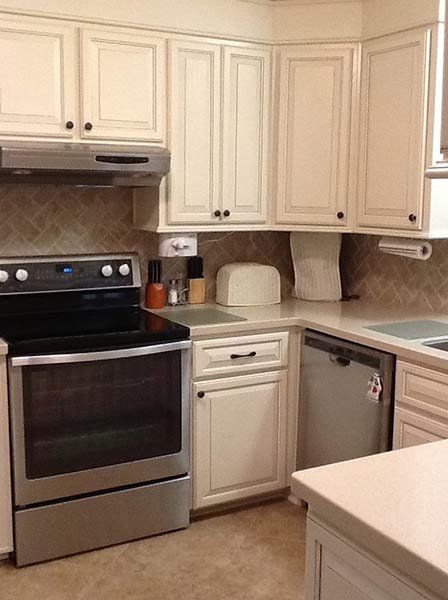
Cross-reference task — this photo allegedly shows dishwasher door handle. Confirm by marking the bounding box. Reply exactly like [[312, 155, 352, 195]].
[[329, 354, 351, 367]]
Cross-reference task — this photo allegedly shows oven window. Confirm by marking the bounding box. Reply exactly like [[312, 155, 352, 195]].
[[21, 351, 182, 478]]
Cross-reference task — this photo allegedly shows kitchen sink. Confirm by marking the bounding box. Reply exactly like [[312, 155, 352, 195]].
[[422, 338, 448, 352]]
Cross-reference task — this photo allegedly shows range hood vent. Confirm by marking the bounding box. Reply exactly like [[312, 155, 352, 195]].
[[0, 142, 170, 187]]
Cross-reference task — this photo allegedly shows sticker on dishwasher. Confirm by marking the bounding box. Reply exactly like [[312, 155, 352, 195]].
[[366, 373, 382, 403]]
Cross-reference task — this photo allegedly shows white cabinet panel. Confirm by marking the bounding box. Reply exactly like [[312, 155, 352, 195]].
[[222, 46, 271, 224], [168, 40, 221, 225], [0, 356, 12, 555], [276, 45, 354, 226], [0, 18, 76, 138], [358, 29, 430, 231], [81, 28, 165, 141], [393, 408, 448, 450], [193, 371, 287, 508], [193, 331, 289, 379]]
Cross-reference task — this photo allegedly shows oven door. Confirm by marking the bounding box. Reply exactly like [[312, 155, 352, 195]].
[[8, 340, 191, 507]]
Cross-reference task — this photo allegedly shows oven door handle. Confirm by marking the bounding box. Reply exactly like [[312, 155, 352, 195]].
[[10, 340, 191, 367]]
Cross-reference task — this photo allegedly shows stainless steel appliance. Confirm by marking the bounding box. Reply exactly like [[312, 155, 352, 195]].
[[0, 142, 170, 186], [0, 254, 190, 566], [298, 330, 395, 470]]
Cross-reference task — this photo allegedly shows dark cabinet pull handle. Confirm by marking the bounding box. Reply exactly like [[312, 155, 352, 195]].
[[223, 210, 230, 217], [230, 351, 257, 360], [409, 213, 417, 223], [214, 210, 221, 218], [337, 211, 345, 220], [65, 120, 74, 130], [197, 391, 205, 398], [85, 122, 93, 131]]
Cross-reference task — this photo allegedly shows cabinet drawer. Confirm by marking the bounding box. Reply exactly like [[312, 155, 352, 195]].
[[396, 361, 448, 420], [193, 332, 289, 378]]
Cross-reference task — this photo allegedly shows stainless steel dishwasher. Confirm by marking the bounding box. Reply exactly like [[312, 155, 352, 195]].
[[298, 330, 395, 470]]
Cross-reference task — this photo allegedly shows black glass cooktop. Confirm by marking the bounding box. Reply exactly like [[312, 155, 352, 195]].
[[0, 308, 190, 356]]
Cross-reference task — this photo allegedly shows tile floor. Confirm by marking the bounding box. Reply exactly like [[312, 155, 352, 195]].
[[0, 500, 306, 600]]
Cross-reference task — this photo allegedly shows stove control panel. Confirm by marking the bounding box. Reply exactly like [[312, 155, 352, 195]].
[[0, 254, 141, 294]]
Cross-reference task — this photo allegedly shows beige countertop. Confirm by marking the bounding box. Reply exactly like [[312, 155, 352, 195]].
[[291, 440, 448, 599], [149, 299, 448, 371]]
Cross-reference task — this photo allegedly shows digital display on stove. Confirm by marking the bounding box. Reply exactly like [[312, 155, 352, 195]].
[[56, 264, 73, 274]]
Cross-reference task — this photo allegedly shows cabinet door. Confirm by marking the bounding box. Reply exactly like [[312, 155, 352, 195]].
[[168, 40, 221, 225], [393, 408, 448, 450], [276, 45, 354, 226], [221, 46, 271, 224], [81, 28, 165, 142], [0, 18, 76, 138], [0, 356, 13, 555], [193, 371, 287, 508], [357, 29, 430, 231]]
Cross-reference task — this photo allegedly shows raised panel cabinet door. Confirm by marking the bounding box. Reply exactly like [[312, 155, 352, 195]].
[[0, 356, 13, 555], [168, 40, 221, 225], [0, 18, 77, 138], [276, 45, 354, 226], [357, 29, 430, 231], [81, 28, 165, 142], [393, 408, 448, 450], [193, 371, 287, 508], [222, 46, 271, 224]]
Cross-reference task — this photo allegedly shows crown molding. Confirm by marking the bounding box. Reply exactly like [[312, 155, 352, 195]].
[[240, 0, 362, 5]]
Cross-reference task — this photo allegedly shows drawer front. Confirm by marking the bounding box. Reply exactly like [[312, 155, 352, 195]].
[[193, 331, 289, 378], [396, 361, 448, 420]]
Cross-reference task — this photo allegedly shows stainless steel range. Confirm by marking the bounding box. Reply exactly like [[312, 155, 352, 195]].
[[0, 254, 191, 566]]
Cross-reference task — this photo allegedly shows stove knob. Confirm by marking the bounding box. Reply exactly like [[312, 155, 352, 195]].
[[118, 263, 130, 277], [101, 264, 113, 277], [0, 270, 8, 284], [15, 269, 29, 282]]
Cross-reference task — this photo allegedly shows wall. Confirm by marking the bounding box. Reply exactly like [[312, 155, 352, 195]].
[[340, 234, 448, 312], [0, 0, 273, 42], [0, 185, 294, 300], [362, 0, 443, 39], [273, 0, 362, 43]]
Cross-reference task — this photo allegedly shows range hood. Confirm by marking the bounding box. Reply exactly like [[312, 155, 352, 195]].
[[0, 142, 170, 187]]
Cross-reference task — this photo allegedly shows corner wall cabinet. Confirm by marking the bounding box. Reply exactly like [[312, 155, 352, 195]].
[[275, 44, 356, 230], [393, 360, 448, 449]]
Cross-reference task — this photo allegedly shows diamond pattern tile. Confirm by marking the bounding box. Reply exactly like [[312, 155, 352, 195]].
[[0, 185, 294, 301], [341, 234, 448, 312]]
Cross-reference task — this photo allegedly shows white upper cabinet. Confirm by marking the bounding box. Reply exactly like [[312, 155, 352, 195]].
[[80, 28, 165, 142], [168, 40, 221, 225], [357, 29, 430, 232], [221, 46, 271, 224], [165, 41, 271, 228], [0, 17, 77, 138], [275, 45, 355, 228]]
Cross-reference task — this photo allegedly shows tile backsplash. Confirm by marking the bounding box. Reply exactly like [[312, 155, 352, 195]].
[[0, 185, 294, 300], [341, 234, 448, 313]]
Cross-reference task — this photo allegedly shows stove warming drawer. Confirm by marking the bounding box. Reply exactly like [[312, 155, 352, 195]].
[[14, 475, 190, 566]]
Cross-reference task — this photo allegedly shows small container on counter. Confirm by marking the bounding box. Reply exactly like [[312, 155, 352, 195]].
[[188, 256, 205, 304], [145, 259, 165, 309]]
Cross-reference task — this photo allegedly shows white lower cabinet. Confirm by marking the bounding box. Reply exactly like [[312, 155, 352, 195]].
[[393, 361, 448, 450], [0, 356, 13, 555], [306, 517, 439, 600], [192, 371, 288, 509]]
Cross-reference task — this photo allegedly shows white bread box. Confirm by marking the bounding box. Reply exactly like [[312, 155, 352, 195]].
[[216, 263, 281, 306]]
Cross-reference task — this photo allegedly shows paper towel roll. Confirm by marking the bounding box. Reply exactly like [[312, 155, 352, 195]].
[[378, 237, 432, 261]]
